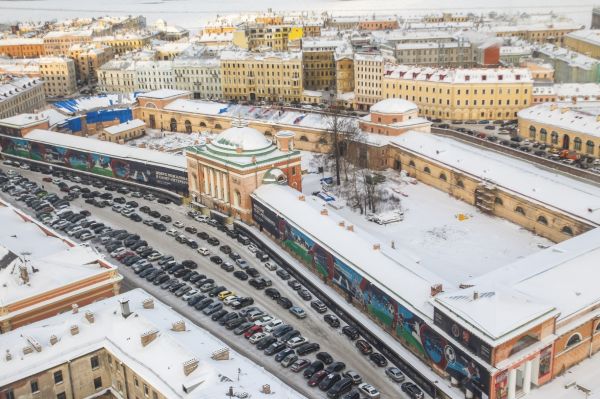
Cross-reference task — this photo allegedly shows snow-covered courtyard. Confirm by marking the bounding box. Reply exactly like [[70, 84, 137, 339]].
[[302, 170, 552, 286]]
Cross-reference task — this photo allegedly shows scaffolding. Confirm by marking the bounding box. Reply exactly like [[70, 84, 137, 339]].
[[475, 181, 497, 213]]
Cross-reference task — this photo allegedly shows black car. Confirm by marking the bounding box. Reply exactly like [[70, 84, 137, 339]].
[[207, 237, 220, 246], [298, 289, 312, 301], [246, 267, 260, 278], [275, 348, 295, 362], [219, 245, 232, 254], [287, 279, 301, 290], [369, 352, 388, 367], [276, 268, 291, 280], [194, 298, 213, 310], [325, 361, 346, 373], [297, 342, 320, 356], [303, 360, 324, 379], [264, 341, 287, 356], [229, 252, 241, 261], [323, 314, 340, 328], [272, 324, 294, 338], [257, 335, 278, 350], [319, 373, 341, 391], [401, 382, 424, 399], [219, 312, 240, 326], [210, 255, 223, 265], [226, 317, 246, 330], [231, 297, 254, 309], [160, 215, 172, 223], [211, 309, 229, 321], [197, 231, 209, 240], [342, 325, 360, 340], [249, 278, 266, 290], [221, 262, 234, 272], [277, 297, 293, 309], [233, 270, 248, 281], [185, 226, 198, 234], [317, 352, 334, 365], [265, 288, 280, 300], [182, 260, 198, 269]]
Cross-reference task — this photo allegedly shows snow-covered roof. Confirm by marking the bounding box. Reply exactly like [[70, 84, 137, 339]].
[[384, 65, 533, 83], [137, 89, 189, 99], [25, 129, 187, 170], [565, 29, 600, 47], [220, 50, 302, 61], [104, 119, 146, 135], [0, 77, 43, 104], [554, 83, 600, 99], [390, 131, 600, 226], [0, 37, 43, 46], [370, 98, 418, 114], [52, 93, 136, 115], [518, 102, 600, 138], [534, 44, 599, 70], [0, 289, 304, 399], [252, 184, 445, 319], [212, 124, 272, 152], [0, 203, 118, 308]]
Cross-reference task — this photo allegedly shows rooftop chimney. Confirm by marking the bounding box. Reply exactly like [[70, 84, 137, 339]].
[[338, 221, 345, 228], [71, 304, 79, 314], [142, 298, 154, 309], [70, 325, 79, 336], [211, 347, 229, 360], [320, 209, 328, 216], [26, 336, 42, 352], [22, 346, 33, 355], [430, 283, 443, 297], [50, 335, 58, 345], [298, 195, 305, 201], [85, 311, 94, 324], [5, 350, 12, 361], [473, 291, 480, 300], [183, 358, 199, 376], [346, 225, 354, 232], [140, 329, 159, 347], [373, 243, 380, 250], [119, 299, 132, 318], [261, 385, 272, 394], [171, 320, 186, 332]]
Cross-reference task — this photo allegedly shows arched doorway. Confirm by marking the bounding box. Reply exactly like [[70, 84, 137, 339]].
[[562, 134, 570, 149], [184, 120, 192, 133], [170, 118, 177, 132]]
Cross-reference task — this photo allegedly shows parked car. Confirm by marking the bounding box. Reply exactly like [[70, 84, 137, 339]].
[[342, 325, 360, 340], [369, 352, 388, 367], [401, 382, 424, 399], [355, 340, 373, 355], [385, 367, 405, 383]]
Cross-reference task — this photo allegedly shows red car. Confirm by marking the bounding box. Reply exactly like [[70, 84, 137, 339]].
[[42, 177, 52, 182], [308, 370, 329, 387], [244, 325, 263, 339]]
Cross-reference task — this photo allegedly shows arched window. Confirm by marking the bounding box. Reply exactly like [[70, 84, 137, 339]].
[[169, 118, 177, 132], [318, 137, 327, 145], [515, 206, 526, 215], [596, 322, 600, 333], [586, 140, 595, 155], [529, 125, 536, 139], [184, 120, 192, 133], [408, 160, 416, 167], [456, 180, 465, 188], [423, 166, 431, 174], [574, 137, 582, 151], [551, 131, 558, 145], [562, 226, 574, 236], [299, 135, 308, 142], [537, 215, 548, 225], [439, 173, 447, 181], [199, 121, 207, 128], [539, 128, 547, 142], [495, 197, 503, 206], [264, 130, 273, 137], [215, 123, 222, 130], [566, 333, 582, 349], [233, 190, 241, 207]]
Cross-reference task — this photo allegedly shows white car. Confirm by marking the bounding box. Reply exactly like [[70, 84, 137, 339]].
[[110, 247, 127, 257], [197, 247, 210, 256], [253, 315, 274, 327], [182, 289, 199, 301], [358, 383, 381, 399], [194, 215, 209, 223], [147, 252, 162, 261], [223, 295, 239, 306], [20, 163, 30, 170], [80, 232, 95, 241], [174, 221, 184, 228], [166, 229, 178, 236], [249, 332, 268, 344], [247, 244, 258, 253], [286, 336, 307, 348], [264, 319, 283, 333], [264, 262, 278, 271]]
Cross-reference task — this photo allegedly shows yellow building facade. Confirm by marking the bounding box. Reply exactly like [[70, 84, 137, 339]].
[[220, 51, 303, 103], [563, 30, 600, 59], [335, 56, 355, 95], [93, 34, 153, 56], [0, 38, 45, 58], [232, 24, 299, 51], [382, 65, 533, 120]]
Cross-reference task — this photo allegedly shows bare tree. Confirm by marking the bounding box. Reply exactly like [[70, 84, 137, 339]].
[[324, 107, 360, 186]]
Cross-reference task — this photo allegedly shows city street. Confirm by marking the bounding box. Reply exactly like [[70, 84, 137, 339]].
[[0, 165, 415, 399]]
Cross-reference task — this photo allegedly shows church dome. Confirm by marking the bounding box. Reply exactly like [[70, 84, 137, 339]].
[[370, 98, 418, 114], [212, 124, 272, 153]]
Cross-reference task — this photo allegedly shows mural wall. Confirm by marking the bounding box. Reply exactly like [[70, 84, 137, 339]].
[[252, 198, 492, 398], [0, 135, 189, 195]]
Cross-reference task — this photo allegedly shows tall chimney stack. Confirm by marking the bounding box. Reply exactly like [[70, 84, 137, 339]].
[[119, 299, 132, 318]]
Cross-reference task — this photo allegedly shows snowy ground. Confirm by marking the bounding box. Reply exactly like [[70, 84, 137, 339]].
[[302, 170, 552, 286], [128, 129, 208, 152]]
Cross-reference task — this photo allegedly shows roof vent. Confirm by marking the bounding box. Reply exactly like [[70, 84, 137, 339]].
[[5, 350, 12, 361], [346, 225, 354, 232], [211, 347, 230, 360], [70, 325, 79, 335], [50, 335, 58, 345], [338, 221, 345, 227], [141, 329, 159, 347], [320, 209, 328, 216], [142, 298, 154, 309], [298, 195, 305, 201], [23, 346, 34, 355], [171, 320, 186, 332], [373, 243, 380, 250], [119, 298, 132, 318], [26, 336, 42, 352], [430, 284, 443, 297], [183, 358, 199, 376], [473, 291, 479, 300], [85, 310, 94, 324]]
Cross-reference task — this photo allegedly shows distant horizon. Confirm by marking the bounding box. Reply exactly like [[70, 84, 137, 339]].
[[0, 0, 595, 29]]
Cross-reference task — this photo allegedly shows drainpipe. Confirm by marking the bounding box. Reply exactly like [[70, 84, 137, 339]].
[[590, 317, 599, 358], [121, 362, 131, 399], [67, 360, 76, 399]]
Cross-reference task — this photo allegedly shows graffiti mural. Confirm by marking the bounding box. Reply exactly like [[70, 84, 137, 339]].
[[252, 198, 491, 397], [0, 135, 189, 195]]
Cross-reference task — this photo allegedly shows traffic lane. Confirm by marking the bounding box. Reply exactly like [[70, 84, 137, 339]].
[[7, 167, 405, 398]]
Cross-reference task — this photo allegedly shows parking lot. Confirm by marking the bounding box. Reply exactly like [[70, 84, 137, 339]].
[[0, 162, 429, 399]]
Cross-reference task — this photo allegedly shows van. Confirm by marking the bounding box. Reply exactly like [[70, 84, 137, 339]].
[[237, 235, 250, 245]]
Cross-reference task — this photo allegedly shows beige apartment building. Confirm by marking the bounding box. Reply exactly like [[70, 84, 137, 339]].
[[68, 43, 114, 84], [220, 50, 303, 103], [232, 24, 303, 51], [563, 29, 600, 59], [173, 57, 222, 100], [43, 30, 93, 55], [382, 65, 533, 120], [354, 53, 384, 110], [0, 77, 45, 119], [38, 57, 77, 97], [97, 59, 137, 93], [93, 33, 153, 56], [0, 38, 45, 58], [335, 54, 355, 95], [302, 39, 344, 91]]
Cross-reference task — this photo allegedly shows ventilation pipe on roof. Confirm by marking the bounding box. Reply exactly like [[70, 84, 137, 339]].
[[183, 358, 199, 376], [119, 298, 132, 318], [430, 284, 443, 297], [473, 291, 480, 300]]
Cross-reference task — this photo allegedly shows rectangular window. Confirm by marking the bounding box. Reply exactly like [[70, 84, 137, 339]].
[[54, 370, 63, 384], [91, 355, 100, 369], [57, 393, 66, 399], [31, 380, 39, 393], [5, 390, 15, 399], [94, 377, 102, 390]]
